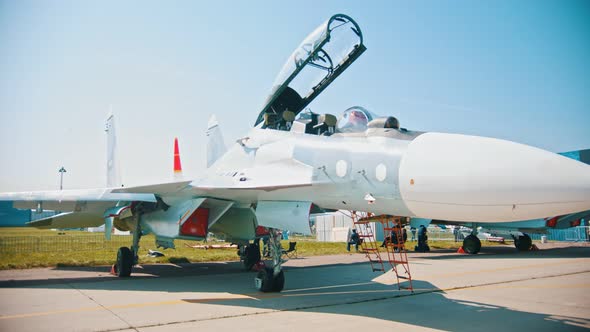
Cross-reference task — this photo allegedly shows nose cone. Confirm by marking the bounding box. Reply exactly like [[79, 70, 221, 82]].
[[399, 132, 590, 222]]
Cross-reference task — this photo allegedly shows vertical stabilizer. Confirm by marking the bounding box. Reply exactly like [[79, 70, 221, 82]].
[[173, 137, 183, 180], [207, 114, 227, 168], [105, 112, 122, 187]]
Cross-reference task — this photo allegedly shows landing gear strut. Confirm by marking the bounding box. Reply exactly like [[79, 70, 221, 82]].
[[114, 215, 142, 277], [239, 240, 261, 271], [514, 233, 532, 251], [255, 228, 285, 292]]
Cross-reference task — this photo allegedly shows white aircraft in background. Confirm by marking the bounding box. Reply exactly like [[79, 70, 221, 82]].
[[1, 14, 590, 292]]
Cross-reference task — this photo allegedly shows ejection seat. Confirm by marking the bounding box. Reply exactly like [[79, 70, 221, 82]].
[[313, 114, 337, 136], [282, 110, 295, 130], [263, 110, 297, 131]]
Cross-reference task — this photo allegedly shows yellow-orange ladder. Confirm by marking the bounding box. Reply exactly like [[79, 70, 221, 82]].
[[378, 216, 414, 292], [351, 212, 384, 272], [352, 212, 414, 292]]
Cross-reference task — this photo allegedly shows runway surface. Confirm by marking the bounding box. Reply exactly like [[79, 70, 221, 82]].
[[0, 243, 589, 331]]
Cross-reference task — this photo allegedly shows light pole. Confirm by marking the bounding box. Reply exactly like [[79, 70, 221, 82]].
[[58, 166, 67, 190]]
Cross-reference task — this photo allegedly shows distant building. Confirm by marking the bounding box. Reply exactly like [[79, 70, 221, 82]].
[[0, 201, 30, 226], [0, 202, 57, 227]]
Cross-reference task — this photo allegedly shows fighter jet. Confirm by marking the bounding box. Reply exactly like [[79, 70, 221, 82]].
[[1, 14, 590, 292], [411, 149, 590, 254]]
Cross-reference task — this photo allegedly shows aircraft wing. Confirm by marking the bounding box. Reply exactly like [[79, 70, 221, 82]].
[[111, 180, 192, 195], [111, 161, 314, 195], [26, 212, 105, 229], [0, 188, 157, 211], [194, 161, 315, 192]]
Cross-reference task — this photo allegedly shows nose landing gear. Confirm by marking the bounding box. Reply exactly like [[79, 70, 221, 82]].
[[255, 228, 285, 292]]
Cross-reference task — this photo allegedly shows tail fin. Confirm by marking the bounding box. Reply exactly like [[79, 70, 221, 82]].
[[207, 115, 227, 168], [105, 112, 122, 187], [173, 137, 183, 180]]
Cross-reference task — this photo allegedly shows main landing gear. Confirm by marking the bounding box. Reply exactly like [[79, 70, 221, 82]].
[[255, 228, 285, 292], [113, 215, 142, 277], [514, 233, 532, 251], [462, 234, 482, 254]]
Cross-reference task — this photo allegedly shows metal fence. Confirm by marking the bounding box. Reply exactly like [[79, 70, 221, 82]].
[[0, 234, 133, 254], [529, 226, 589, 242]]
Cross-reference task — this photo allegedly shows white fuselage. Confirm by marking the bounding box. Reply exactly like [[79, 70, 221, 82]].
[[188, 127, 590, 223]]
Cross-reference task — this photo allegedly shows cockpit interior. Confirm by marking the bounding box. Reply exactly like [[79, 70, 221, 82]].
[[253, 14, 420, 140]]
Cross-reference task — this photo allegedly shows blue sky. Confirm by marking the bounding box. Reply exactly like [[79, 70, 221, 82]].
[[0, 0, 588, 191]]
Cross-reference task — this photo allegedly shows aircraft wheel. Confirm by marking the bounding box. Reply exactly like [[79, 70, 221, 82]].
[[116, 247, 133, 277], [515, 234, 532, 251], [255, 267, 275, 292], [463, 235, 481, 254], [243, 244, 261, 271], [272, 270, 285, 292]]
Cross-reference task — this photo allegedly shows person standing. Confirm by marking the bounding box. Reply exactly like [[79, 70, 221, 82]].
[[347, 229, 360, 252]]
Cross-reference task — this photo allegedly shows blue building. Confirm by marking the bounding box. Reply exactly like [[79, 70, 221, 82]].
[[0, 201, 30, 227]]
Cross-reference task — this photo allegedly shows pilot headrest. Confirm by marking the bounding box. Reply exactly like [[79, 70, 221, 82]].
[[282, 110, 295, 122], [384, 116, 399, 129], [319, 114, 337, 127], [368, 116, 400, 129]]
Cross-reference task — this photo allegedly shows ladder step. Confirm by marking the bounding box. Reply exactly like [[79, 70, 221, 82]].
[[391, 260, 408, 264], [359, 234, 374, 238], [369, 259, 382, 263], [397, 276, 409, 280], [372, 268, 385, 272], [362, 248, 378, 252]]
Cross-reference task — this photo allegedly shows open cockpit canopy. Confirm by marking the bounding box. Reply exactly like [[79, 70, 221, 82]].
[[254, 14, 366, 128]]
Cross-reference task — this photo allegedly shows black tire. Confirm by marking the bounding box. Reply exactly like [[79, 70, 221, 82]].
[[255, 267, 275, 292], [243, 244, 261, 271], [515, 234, 532, 251], [116, 247, 133, 277], [463, 235, 481, 254], [272, 270, 285, 292]]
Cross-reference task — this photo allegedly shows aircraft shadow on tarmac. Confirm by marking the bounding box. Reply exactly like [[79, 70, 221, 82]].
[[414, 245, 590, 261], [1, 245, 587, 288], [1, 254, 588, 331]]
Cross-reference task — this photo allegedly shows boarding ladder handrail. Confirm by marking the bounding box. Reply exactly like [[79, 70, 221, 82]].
[[350, 211, 385, 272], [352, 212, 414, 292], [379, 216, 414, 292]]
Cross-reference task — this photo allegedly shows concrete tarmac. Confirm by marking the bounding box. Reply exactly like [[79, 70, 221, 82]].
[[0, 243, 589, 331]]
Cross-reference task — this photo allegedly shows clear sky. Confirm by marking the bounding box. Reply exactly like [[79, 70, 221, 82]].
[[1, 0, 588, 191]]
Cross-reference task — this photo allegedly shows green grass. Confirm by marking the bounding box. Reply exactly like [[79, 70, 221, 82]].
[[0, 227, 509, 270]]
